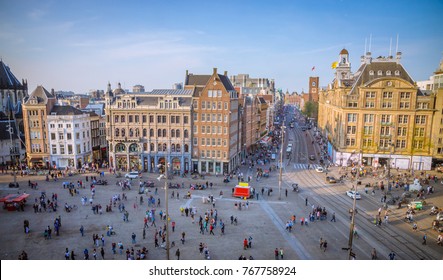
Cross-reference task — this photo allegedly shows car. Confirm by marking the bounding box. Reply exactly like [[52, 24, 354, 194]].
[[125, 172, 139, 179], [346, 190, 361, 200], [309, 155, 315, 160], [326, 176, 337, 183], [315, 166, 324, 173]]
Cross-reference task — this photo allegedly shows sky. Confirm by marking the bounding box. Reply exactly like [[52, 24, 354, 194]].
[[1, 0, 442, 94]]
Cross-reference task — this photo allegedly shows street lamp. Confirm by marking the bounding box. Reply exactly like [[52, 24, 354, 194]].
[[387, 143, 395, 179], [7, 124, 17, 186], [158, 161, 171, 260], [346, 184, 358, 260], [279, 121, 286, 201]]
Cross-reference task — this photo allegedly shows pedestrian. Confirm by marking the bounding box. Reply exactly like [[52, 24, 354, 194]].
[[285, 189, 288, 197], [323, 240, 328, 252], [319, 237, 323, 249], [83, 248, 89, 260], [243, 238, 248, 250], [279, 248, 284, 259], [305, 197, 308, 206], [248, 236, 253, 248], [175, 248, 180, 260], [100, 247, 105, 259], [70, 250, 76, 260], [422, 233, 427, 245], [371, 248, 377, 260], [65, 248, 70, 260], [274, 248, 279, 260], [181, 232, 186, 244], [171, 221, 175, 232], [331, 212, 336, 222], [93, 248, 97, 260], [80, 225, 84, 236], [132, 232, 136, 244], [388, 251, 396, 260], [143, 228, 146, 239]]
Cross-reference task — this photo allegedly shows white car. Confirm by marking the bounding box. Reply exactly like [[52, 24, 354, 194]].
[[346, 190, 361, 200], [315, 166, 324, 173], [125, 172, 139, 179]]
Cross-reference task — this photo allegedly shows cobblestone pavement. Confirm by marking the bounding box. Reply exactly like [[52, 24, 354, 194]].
[[0, 161, 442, 260]]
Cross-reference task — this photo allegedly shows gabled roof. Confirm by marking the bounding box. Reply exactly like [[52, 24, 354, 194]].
[[24, 85, 55, 104], [185, 73, 235, 91], [0, 60, 25, 90], [49, 105, 84, 116], [350, 61, 415, 94]]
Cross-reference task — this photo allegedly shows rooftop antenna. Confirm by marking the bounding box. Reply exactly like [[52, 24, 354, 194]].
[[364, 37, 367, 54], [395, 34, 399, 53], [389, 37, 392, 57], [369, 34, 372, 53]]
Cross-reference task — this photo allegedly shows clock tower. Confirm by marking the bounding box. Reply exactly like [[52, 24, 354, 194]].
[[309, 76, 319, 102]]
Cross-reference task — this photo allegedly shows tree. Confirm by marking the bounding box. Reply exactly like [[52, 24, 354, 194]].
[[303, 101, 318, 119]]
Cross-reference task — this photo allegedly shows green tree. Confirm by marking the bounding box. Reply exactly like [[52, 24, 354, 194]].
[[303, 101, 318, 118]]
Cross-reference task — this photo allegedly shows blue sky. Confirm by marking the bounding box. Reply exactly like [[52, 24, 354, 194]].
[[1, 0, 442, 94]]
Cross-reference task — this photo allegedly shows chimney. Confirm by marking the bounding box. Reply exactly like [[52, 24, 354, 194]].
[[51, 88, 55, 95], [224, 71, 227, 76], [213, 68, 217, 75]]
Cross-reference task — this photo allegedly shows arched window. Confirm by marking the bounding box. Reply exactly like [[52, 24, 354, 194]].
[[184, 144, 189, 153], [158, 143, 163, 152], [171, 144, 176, 152], [171, 129, 175, 138], [176, 144, 181, 153], [150, 143, 154, 152], [129, 143, 138, 152], [121, 128, 126, 137], [184, 129, 189, 138], [162, 129, 167, 137], [115, 143, 126, 152], [135, 128, 140, 137], [176, 129, 180, 138], [143, 143, 148, 151], [115, 128, 120, 137], [377, 70, 383, 75], [158, 129, 162, 137], [150, 129, 154, 137], [143, 128, 147, 137], [163, 143, 167, 151], [129, 128, 134, 137]]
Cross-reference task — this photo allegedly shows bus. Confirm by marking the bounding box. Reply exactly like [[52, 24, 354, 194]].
[[286, 147, 292, 159]]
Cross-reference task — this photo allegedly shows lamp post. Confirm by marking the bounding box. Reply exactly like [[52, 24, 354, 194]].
[[387, 144, 394, 179], [7, 124, 17, 186], [158, 161, 170, 260], [279, 121, 286, 201], [347, 184, 357, 260]]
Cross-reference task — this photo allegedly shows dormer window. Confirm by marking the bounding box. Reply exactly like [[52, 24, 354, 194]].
[[386, 70, 391, 76], [395, 70, 400, 76], [369, 70, 374, 76], [377, 70, 383, 75]]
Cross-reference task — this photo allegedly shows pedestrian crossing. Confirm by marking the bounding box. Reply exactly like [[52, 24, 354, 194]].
[[293, 163, 322, 170]]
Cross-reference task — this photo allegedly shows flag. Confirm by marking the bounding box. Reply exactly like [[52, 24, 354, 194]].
[[331, 61, 338, 69], [311, 66, 315, 71]]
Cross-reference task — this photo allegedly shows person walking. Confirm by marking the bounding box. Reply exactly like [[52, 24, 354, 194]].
[[181, 232, 186, 244], [330, 212, 336, 222], [143, 228, 146, 239], [79, 225, 84, 236], [371, 248, 377, 260], [279, 248, 284, 259], [319, 237, 324, 249], [323, 240, 328, 252], [388, 251, 396, 260], [305, 197, 308, 206], [422, 233, 427, 245], [100, 247, 105, 259], [274, 248, 279, 260], [70, 250, 76, 260], [131, 232, 137, 244], [243, 238, 248, 250], [175, 248, 180, 260], [64, 248, 70, 260]]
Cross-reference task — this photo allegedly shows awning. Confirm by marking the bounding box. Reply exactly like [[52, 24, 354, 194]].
[[260, 136, 271, 144]]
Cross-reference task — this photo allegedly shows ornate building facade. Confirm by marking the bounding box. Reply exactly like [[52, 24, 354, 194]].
[[318, 49, 434, 170], [105, 83, 193, 173]]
